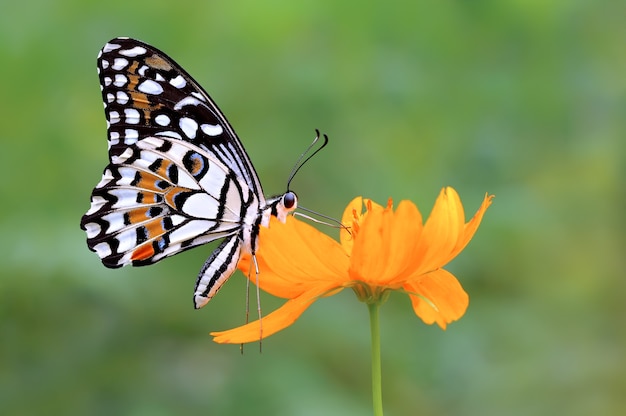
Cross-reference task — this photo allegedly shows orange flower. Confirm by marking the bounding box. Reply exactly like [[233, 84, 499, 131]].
[[211, 187, 493, 343]]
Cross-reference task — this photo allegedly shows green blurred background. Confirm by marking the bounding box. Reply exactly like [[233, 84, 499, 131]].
[[1, 0, 624, 415]]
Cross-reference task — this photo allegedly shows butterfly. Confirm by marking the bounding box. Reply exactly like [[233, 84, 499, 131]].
[[80, 37, 316, 309]]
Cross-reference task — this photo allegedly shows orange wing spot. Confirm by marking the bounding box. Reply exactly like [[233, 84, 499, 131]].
[[145, 218, 166, 238], [126, 207, 150, 224], [164, 187, 191, 210], [189, 156, 202, 176], [127, 71, 139, 90], [131, 244, 155, 261], [145, 54, 173, 71], [141, 192, 161, 204], [135, 171, 169, 192], [128, 60, 140, 75], [129, 88, 151, 107], [155, 159, 172, 178]]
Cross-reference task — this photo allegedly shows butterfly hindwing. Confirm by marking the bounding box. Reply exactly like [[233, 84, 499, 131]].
[[81, 135, 254, 267]]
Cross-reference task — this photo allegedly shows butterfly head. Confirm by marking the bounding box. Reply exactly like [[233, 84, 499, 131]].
[[269, 191, 298, 223]]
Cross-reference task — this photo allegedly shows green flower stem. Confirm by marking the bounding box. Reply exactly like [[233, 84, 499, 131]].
[[368, 302, 384, 416]]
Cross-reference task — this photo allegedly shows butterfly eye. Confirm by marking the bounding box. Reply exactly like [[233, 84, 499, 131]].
[[283, 191, 297, 210]]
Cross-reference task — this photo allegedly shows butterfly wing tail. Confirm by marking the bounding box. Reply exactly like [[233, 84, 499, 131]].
[[193, 234, 242, 309]]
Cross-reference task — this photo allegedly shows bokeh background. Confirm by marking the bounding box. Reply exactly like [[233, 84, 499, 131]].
[[1, 1, 624, 415]]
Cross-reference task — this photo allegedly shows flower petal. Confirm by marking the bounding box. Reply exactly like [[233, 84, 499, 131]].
[[445, 192, 494, 264], [413, 188, 494, 273], [211, 283, 341, 344], [347, 199, 388, 283], [412, 187, 465, 273], [404, 268, 469, 330], [380, 200, 423, 285], [238, 216, 348, 299]]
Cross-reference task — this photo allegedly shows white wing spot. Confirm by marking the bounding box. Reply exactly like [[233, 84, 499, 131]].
[[124, 108, 141, 124], [155, 114, 171, 126], [191, 92, 206, 102], [119, 46, 147, 57], [111, 147, 134, 164], [96, 169, 115, 189], [109, 111, 120, 124], [84, 222, 102, 239], [174, 96, 202, 110], [113, 74, 127, 87], [112, 58, 129, 70], [116, 91, 129, 105], [179, 117, 198, 139], [155, 73, 166, 82], [138, 79, 164, 95], [168, 221, 214, 244], [93, 242, 112, 258], [103, 77, 112, 86], [102, 42, 122, 53], [106, 93, 115, 103], [170, 75, 186, 88], [124, 129, 139, 144], [180, 194, 220, 219], [201, 123, 224, 136], [101, 60, 110, 69], [85, 195, 106, 215]]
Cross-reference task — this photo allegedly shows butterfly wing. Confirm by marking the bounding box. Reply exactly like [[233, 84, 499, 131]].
[[98, 37, 263, 196], [81, 37, 263, 268]]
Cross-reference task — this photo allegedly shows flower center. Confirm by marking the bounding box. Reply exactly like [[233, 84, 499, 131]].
[[347, 281, 393, 305]]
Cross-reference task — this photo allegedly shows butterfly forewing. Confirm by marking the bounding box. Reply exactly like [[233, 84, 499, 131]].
[[97, 37, 262, 197], [81, 37, 298, 309]]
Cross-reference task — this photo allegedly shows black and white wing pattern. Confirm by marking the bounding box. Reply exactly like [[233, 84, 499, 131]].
[[80, 37, 298, 308]]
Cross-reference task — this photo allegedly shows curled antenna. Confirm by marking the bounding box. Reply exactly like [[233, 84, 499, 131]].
[[287, 129, 329, 191]]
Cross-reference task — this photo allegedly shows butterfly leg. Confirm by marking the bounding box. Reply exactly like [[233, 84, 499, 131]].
[[242, 253, 263, 352], [252, 253, 263, 351]]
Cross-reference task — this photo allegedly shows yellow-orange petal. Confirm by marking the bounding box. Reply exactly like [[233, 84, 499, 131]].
[[347, 199, 387, 283], [445, 192, 494, 265], [379, 200, 424, 285], [237, 216, 349, 299], [404, 268, 469, 330], [211, 283, 340, 344], [346, 198, 424, 286], [411, 187, 466, 275]]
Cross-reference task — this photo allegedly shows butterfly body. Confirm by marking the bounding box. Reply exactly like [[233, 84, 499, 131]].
[[80, 37, 297, 309]]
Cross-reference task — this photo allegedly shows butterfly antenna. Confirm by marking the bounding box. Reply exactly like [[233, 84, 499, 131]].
[[286, 129, 329, 191], [294, 206, 352, 235]]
